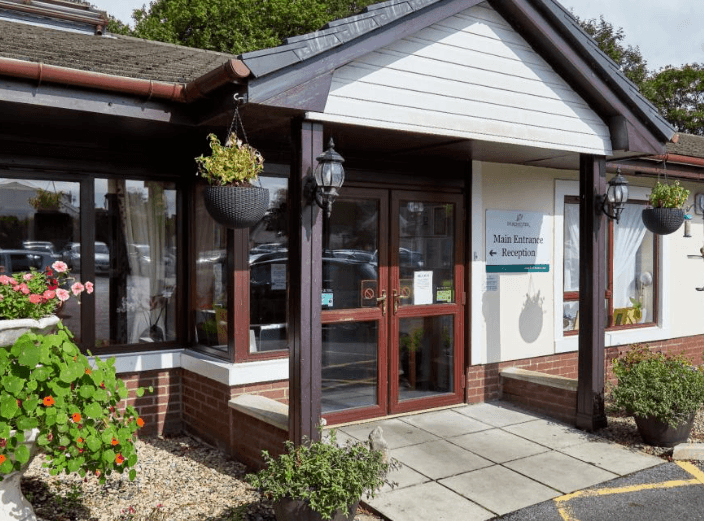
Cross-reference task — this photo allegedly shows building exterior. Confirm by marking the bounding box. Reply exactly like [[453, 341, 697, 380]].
[[1, 0, 701, 458]]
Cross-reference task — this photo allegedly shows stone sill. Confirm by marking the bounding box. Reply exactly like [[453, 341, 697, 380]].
[[500, 367, 577, 392], [229, 394, 288, 431]]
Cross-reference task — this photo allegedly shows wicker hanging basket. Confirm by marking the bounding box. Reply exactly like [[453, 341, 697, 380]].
[[203, 186, 269, 229], [641, 207, 685, 235]]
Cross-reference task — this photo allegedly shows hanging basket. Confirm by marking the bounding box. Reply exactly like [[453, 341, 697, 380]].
[[641, 208, 685, 235], [203, 186, 269, 229]]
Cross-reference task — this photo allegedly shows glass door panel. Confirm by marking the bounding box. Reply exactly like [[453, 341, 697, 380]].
[[398, 315, 454, 401], [321, 189, 388, 423], [397, 201, 455, 307]]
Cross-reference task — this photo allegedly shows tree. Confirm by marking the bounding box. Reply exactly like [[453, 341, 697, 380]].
[[576, 15, 649, 89], [641, 64, 704, 135], [109, 0, 378, 55]]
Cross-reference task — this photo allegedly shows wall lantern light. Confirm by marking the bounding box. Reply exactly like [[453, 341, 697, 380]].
[[309, 138, 345, 218], [600, 168, 629, 223]]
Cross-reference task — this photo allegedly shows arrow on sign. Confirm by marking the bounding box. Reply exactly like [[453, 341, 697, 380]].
[[489, 250, 497, 257]]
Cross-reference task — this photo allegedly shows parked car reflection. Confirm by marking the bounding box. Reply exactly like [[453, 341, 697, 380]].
[[0, 249, 54, 273], [60, 241, 110, 274]]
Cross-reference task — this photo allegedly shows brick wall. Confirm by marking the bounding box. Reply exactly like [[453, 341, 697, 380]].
[[120, 369, 181, 436], [500, 373, 577, 424], [467, 334, 704, 403], [229, 408, 288, 470]]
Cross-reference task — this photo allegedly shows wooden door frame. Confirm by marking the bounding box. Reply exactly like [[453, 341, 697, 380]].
[[388, 190, 465, 415]]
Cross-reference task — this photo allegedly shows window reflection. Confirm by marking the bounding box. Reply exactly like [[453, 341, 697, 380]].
[[0, 178, 81, 339], [95, 179, 178, 346], [249, 177, 288, 353]]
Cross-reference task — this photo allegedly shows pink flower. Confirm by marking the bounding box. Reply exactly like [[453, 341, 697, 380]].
[[8, 278, 17, 285], [43, 290, 56, 300], [22, 273, 33, 281], [19, 283, 30, 295], [71, 282, 84, 296], [85, 281, 94, 294], [56, 288, 70, 302], [51, 261, 68, 273], [29, 294, 42, 304], [0, 275, 10, 285]]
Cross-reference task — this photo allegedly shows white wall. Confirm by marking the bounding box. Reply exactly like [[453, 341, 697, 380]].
[[320, 2, 611, 156], [472, 162, 704, 365]]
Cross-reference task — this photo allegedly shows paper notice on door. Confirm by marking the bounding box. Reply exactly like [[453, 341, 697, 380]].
[[413, 271, 433, 305], [271, 264, 286, 290]]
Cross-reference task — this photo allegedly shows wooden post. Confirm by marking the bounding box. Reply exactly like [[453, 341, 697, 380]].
[[288, 119, 324, 444], [576, 154, 608, 431]]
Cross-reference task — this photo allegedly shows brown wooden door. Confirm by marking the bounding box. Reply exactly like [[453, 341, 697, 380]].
[[321, 189, 464, 424]]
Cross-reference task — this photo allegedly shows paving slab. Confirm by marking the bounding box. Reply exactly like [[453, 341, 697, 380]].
[[379, 462, 430, 492], [399, 408, 492, 438], [504, 451, 618, 493], [451, 427, 549, 464], [339, 418, 439, 449], [366, 481, 494, 521], [673, 443, 704, 460], [503, 418, 596, 449], [559, 440, 663, 475], [391, 439, 493, 480], [454, 402, 541, 427], [440, 464, 560, 516]]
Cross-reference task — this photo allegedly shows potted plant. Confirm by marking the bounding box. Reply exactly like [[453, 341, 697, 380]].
[[0, 260, 92, 345], [247, 430, 395, 521], [195, 132, 269, 229], [28, 189, 64, 212], [642, 180, 691, 235], [611, 345, 704, 447], [0, 323, 151, 520]]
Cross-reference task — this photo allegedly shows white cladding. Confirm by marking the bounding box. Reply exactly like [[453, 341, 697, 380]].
[[323, 2, 612, 155]]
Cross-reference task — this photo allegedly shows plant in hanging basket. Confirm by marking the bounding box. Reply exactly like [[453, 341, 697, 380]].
[[611, 344, 704, 446], [195, 133, 269, 229], [642, 180, 690, 235], [28, 189, 64, 212]]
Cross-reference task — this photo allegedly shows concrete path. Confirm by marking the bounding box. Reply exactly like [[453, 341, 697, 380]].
[[336, 402, 663, 521]]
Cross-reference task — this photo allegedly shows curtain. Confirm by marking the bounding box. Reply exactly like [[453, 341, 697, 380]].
[[563, 203, 580, 292], [613, 204, 647, 308]]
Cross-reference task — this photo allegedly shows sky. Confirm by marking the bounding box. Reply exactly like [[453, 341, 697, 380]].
[[95, 0, 704, 71]]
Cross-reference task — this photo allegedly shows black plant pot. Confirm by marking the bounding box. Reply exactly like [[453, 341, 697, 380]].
[[641, 208, 685, 235], [273, 498, 359, 521], [203, 186, 269, 229], [634, 413, 695, 447]]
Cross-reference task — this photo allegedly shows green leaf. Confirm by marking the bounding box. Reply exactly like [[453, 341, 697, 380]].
[[129, 469, 136, 481], [37, 434, 49, 446], [86, 436, 100, 452], [18, 343, 40, 368], [14, 444, 30, 464], [84, 403, 103, 419], [0, 395, 18, 419], [136, 387, 145, 398], [15, 417, 38, 431], [102, 449, 115, 464], [0, 458, 13, 474], [78, 385, 95, 399], [3, 376, 24, 395]]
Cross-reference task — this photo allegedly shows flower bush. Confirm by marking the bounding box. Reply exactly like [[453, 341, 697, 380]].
[[247, 430, 396, 520], [612, 344, 704, 427], [0, 323, 151, 482], [648, 180, 690, 209], [0, 261, 92, 320], [195, 133, 264, 187]]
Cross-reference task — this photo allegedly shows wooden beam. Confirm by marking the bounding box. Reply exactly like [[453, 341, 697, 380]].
[[576, 154, 608, 431], [288, 119, 324, 444]]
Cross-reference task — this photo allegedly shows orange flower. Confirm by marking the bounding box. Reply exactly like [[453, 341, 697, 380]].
[[42, 396, 55, 407], [136, 418, 145, 428], [0, 455, 5, 465], [111, 438, 119, 446], [77, 437, 84, 444], [72, 413, 81, 423], [115, 453, 125, 465], [85, 368, 92, 375]]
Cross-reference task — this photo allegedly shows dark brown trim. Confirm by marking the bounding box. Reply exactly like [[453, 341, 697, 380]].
[[79, 177, 95, 350], [576, 154, 607, 431]]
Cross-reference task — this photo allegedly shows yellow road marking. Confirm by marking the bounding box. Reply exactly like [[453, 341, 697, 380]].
[[676, 461, 704, 485]]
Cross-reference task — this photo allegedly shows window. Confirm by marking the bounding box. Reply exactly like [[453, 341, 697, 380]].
[[563, 197, 657, 334]]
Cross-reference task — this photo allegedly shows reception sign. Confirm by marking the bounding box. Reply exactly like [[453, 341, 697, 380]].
[[486, 210, 550, 272]]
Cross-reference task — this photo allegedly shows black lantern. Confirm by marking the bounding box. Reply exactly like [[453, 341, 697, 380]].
[[600, 168, 629, 223], [311, 138, 345, 218]]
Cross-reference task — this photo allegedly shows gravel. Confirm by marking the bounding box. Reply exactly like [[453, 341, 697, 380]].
[[21, 434, 383, 521], [21, 404, 704, 520]]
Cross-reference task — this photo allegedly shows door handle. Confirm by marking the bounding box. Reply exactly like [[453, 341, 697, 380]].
[[376, 290, 387, 315], [393, 289, 400, 314]]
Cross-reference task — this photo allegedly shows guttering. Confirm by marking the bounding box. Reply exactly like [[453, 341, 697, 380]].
[[0, 57, 250, 103], [649, 153, 704, 168], [0, 0, 107, 32]]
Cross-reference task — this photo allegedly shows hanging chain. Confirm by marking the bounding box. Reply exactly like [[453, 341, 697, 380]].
[[225, 95, 249, 146]]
